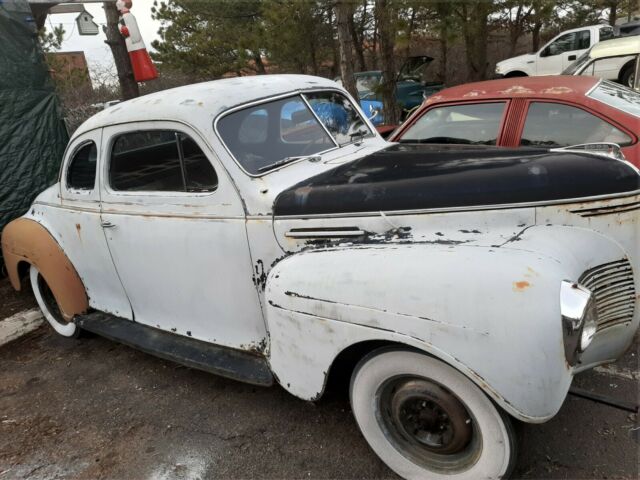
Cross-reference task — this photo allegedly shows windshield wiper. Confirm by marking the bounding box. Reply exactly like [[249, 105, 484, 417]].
[[257, 155, 319, 173]]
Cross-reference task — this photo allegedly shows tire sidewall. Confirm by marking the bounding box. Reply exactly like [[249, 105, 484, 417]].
[[350, 349, 515, 480], [30, 265, 78, 338], [621, 63, 635, 88]]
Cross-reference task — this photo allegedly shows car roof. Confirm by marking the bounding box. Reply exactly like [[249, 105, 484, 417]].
[[589, 35, 640, 59], [73, 74, 340, 137], [423, 76, 600, 104], [560, 24, 607, 33]]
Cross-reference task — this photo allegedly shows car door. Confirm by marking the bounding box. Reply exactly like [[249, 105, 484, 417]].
[[56, 129, 133, 319], [99, 121, 266, 351], [538, 30, 590, 75]]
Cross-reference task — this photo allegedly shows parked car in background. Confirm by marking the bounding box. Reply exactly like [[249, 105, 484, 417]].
[[3, 75, 640, 480], [390, 76, 640, 166], [564, 35, 639, 88], [495, 24, 615, 77], [337, 56, 444, 125], [615, 19, 640, 37]]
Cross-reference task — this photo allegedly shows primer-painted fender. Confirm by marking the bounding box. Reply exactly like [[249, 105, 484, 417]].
[[1, 218, 88, 320], [265, 226, 628, 423]]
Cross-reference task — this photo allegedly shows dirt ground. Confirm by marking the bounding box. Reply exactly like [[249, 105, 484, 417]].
[[0, 275, 36, 319], [0, 278, 638, 480]]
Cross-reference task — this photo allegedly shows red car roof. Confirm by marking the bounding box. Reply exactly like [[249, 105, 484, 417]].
[[424, 75, 600, 104]]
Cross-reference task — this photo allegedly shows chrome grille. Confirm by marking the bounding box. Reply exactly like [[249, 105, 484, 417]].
[[579, 259, 636, 331]]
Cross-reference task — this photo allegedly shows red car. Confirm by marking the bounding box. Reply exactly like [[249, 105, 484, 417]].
[[390, 76, 640, 167]]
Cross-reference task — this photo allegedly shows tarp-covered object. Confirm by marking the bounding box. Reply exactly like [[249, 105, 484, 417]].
[[0, 0, 68, 261]]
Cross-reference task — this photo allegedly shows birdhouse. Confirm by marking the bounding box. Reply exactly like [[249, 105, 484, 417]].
[[76, 11, 99, 36]]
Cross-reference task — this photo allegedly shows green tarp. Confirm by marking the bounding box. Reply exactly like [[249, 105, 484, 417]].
[[0, 0, 68, 260]]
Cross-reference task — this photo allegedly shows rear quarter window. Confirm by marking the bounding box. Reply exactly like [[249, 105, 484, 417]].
[[520, 102, 632, 147], [588, 81, 640, 119]]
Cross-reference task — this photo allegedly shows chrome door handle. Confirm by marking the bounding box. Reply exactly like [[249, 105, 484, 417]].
[[101, 221, 116, 229]]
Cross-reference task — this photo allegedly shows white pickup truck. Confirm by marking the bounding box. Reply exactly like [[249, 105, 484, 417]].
[[495, 24, 615, 77]]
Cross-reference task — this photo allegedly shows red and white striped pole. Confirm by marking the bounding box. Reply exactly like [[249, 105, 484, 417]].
[[116, 0, 158, 82]]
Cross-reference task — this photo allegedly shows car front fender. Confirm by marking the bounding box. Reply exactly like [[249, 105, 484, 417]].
[[265, 229, 627, 422], [1, 217, 88, 320]]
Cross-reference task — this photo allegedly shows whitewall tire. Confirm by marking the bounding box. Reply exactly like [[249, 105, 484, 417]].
[[350, 348, 516, 480], [30, 265, 79, 338]]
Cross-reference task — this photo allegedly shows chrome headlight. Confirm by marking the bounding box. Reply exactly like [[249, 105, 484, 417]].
[[580, 299, 598, 352], [560, 281, 598, 365]]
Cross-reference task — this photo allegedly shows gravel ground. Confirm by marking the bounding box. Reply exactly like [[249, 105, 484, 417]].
[[0, 277, 638, 480]]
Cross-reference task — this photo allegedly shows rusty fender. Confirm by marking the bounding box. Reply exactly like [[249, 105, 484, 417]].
[[1, 218, 89, 320], [264, 227, 629, 423]]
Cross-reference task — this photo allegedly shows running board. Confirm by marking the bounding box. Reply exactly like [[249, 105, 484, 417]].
[[568, 386, 638, 413], [75, 312, 274, 387]]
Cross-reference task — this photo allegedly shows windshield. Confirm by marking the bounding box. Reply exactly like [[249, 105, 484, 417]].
[[216, 91, 372, 175], [588, 80, 640, 118]]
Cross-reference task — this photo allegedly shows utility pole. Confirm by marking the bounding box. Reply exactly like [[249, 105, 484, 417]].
[[103, 1, 139, 99]]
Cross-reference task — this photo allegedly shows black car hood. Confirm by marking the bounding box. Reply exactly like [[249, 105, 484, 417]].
[[273, 144, 640, 216]]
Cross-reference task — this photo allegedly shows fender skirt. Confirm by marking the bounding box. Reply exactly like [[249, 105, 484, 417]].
[[1, 218, 89, 320]]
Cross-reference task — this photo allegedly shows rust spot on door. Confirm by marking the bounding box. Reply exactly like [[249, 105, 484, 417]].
[[513, 280, 531, 291]]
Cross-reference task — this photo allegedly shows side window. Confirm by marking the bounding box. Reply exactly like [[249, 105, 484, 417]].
[[576, 30, 591, 50], [520, 102, 632, 148], [67, 141, 97, 190], [399, 102, 506, 145], [179, 134, 218, 192], [547, 32, 577, 56], [110, 130, 217, 192]]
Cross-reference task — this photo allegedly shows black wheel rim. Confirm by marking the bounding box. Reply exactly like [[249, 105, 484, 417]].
[[376, 376, 482, 473]]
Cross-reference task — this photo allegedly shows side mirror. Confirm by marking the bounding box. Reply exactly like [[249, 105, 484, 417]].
[[540, 47, 550, 57], [368, 104, 380, 121]]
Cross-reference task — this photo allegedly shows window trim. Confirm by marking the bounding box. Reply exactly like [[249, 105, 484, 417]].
[[394, 99, 511, 146], [64, 139, 98, 193], [105, 126, 219, 197], [213, 88, 375, 178], [516, 99, 637, 149]]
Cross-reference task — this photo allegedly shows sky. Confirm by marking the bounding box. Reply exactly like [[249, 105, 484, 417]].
[[46, 0, 162, 78]]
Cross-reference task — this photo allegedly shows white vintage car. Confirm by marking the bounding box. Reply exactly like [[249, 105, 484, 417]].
[[2, 75, 639, 480]]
